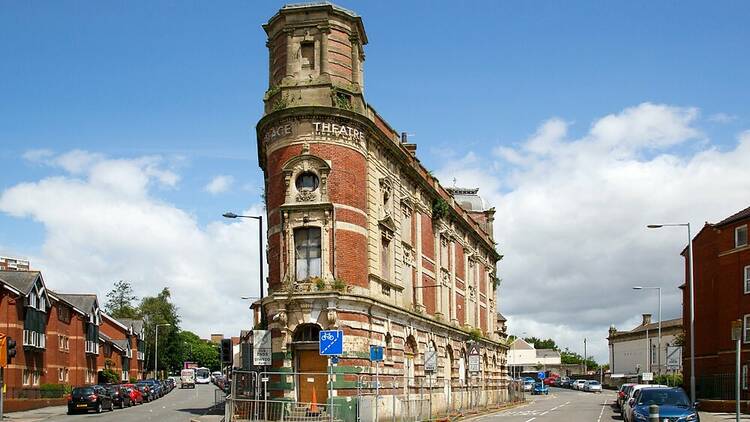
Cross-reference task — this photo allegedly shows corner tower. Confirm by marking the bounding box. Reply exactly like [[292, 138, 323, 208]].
[[262, 3, 367, 114]]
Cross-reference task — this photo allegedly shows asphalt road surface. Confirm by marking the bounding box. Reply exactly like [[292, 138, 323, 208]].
[[475, 387, 618, 422], [25, 384, 221, 422]]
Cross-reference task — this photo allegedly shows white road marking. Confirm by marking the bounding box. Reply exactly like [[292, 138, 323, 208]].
[[596, 399, 607, 422], [524, 418, 536, 422]]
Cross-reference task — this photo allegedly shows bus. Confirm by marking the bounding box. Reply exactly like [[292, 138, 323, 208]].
[[195, 367, 211, 384]]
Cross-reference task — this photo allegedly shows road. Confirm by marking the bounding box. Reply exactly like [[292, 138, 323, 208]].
[[474, 387, 618, 422], [6, 383, 221, 422]]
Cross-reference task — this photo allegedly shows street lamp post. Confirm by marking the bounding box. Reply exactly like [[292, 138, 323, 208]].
[[648, 222, 695, 403], [154, 323, 170, 379], [223, 213, 265, 299], [584, 338, 587, 374], [633, 286, 662, 375]]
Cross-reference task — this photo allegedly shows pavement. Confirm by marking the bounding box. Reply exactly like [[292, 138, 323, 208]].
[[698, 413, 750, 421], [2, 384, 220, 422]]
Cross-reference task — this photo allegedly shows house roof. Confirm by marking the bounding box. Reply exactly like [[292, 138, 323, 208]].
[[0, 270, 42, 295], [55, 293, 97, 314], [610, 317, 683, 338], [496, 313, 507, 322], [509, 338, 534, 350], [715, 205, 750, 228], [112, 339, 130, 351], [536, 349, 561, 358], [118, 318, 144, 334]]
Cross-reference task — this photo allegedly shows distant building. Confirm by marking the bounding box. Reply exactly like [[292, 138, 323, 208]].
[[507, 338, 561, 376], [682, 205, 750, 399], [607, 313, 683, 377], [210, 334, 224, 344], [0, 256, 30, 271]]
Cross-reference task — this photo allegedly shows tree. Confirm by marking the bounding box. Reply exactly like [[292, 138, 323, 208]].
[[104, 280, 139, 319], [179, 331, 220, 371], [524, 337, 559, 351], [561, 348, 599, 370], [139, 287, 180, 376]]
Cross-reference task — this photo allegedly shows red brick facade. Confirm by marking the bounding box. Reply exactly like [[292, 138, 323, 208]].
[[682, 206, 750, 398]]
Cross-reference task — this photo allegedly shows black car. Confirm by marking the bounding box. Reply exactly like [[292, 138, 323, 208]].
[[165, 378, 176, 391], [67, 385, 114, 414], [106, 384, 132, 409], [142, 379, 163, 398]]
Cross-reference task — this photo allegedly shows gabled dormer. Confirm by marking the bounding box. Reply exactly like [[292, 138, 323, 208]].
[[56, 293, 100, 355], [0, 271, 50, 350]]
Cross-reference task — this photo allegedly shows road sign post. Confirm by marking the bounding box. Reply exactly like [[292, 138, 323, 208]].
[[319, 330, 343, 422], [370, 345, 384, 422], [732, 319, 743, 422], [537, 371, 546, 380]]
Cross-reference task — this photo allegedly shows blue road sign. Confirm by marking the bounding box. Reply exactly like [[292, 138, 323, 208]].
[[537, 371, 546, 380], [370, 345, 384, 362], [319, 330, 344, 356]]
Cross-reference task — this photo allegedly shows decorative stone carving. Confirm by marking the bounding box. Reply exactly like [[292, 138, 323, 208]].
[[327, 307, 337, 327], [296, 190, 316, 202]]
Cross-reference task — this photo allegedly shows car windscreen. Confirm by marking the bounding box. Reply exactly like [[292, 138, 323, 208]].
[[638, 389, 690, 407], [72, 387, 95, 397], [588, 381, 600, 385]]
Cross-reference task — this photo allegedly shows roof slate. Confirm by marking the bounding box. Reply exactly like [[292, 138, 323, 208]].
[[118, 318, 145, 334], [55, 293, 97, 314], [715, 205, 750, 227], [0, 271, 41, 295]]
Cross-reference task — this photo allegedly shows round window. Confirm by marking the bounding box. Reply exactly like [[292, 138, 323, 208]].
[[295, 172, 319, 191]]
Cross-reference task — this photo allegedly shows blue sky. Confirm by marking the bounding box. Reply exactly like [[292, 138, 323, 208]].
[[1, 1, 749, 361]]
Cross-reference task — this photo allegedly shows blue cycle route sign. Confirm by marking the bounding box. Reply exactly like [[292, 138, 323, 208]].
[[369, 345, 384, 362], [537, 371, 546, 380], [319, 330, 344, 356]]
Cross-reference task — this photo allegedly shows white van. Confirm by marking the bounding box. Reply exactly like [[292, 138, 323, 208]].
[[180, 368, 196, 389]]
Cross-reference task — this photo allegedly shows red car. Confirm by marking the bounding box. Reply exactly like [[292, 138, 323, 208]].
[[543, 376, 560, 386], [122, 383, 144, 405]]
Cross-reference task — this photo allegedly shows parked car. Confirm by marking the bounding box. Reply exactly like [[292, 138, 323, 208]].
[[583, 380, 602, 393], [532, 382, 549, 395], [629, 387, 699, 422], [106, 384, 131, 408], [122, 383, 144, 405], [559, 377, 572, 388], [135, 381, 155, 402], [67, 385, 114, 414], [522, 378, 534, 392], [543, 376, 558, 386], [144, 379, 163, 397], [211, 371, 222, 383], [622, 384, 669, 422], [572, 379, 587, 390], [616, 383, 636, 410], [166, 378, 176, 391]]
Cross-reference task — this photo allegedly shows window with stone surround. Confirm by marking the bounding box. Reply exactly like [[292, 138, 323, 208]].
[[385, 332, 393, 362], [300, 41, 315, 69], [440, 236, 450, 269], [401, 207, 412, 245], [745, 265, 750, 294], [294, 227, 321, 280]]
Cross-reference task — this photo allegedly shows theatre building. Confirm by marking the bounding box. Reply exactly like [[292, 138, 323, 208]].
[[253, 3, 509, 419]]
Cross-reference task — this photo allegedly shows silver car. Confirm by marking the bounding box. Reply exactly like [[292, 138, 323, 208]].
[[583, 380, 602, 393]]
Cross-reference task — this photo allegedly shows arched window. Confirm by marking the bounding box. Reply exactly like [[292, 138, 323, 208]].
[[458, 349, 467, 385], [295, 172, 319, 191], [445, 346, 453, 382], [292, 324, 321, 342], [404, 335, 417, 384]]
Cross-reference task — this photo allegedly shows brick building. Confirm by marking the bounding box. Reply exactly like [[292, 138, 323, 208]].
[[0, 269, 146, 401], [684, 206, 750, 399], [253, 3, 508, 418]]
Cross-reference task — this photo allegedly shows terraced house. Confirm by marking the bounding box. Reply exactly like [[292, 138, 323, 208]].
[[0, 268, 146, 411], [251, 3, 509, 419]]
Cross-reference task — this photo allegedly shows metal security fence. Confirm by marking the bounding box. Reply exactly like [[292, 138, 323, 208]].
[[225, 369, 516, 422], [697, 373, 749, 401]]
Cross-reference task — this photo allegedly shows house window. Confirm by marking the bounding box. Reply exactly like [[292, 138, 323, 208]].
[[295, 172, 319, 191], [57, 306, 70, 323], [385, 332, 393, 362], [294, 227, 321, 280], [58, 368, 64, 382], [22, 369, 31, 386], [737, 225, 748, 248], [381, 284, 391, 296], [745, 266, 750, 294], [380, 236, 391, 281], [744, 314, 750, 344], [300, 41, 315, 69], [32, 370, 40, 386], [744, 365, 748, 390], [440, 237, 450, 269]]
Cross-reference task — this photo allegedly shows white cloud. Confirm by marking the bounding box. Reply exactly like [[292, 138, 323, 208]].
[[437, 103, 750, 363], [0, 152, 260, 339], [22, 149, 54, 163], [205, 175, 234, 194], [707, 112, 737, 124]]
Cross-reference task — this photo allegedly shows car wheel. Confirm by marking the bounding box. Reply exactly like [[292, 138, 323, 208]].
[[96, 402, 102, 413]]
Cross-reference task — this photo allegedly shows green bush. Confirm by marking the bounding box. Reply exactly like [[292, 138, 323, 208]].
[[332, 278, 346, 292], [39, 383, 69, 398], [654, 373, 683, 387], [101, 368, 120, 384], [432, 198, 450, 221]]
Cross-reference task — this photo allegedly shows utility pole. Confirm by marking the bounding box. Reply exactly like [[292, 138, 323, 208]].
[[584, 338, 587, 374]]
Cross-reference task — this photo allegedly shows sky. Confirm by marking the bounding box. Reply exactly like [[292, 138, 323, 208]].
[[1, 1, 749, 364]]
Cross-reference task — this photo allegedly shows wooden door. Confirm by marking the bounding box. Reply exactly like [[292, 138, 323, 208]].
[[297, 350, 328, 404]]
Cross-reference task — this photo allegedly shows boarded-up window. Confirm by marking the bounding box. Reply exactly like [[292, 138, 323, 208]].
[[301, 42, 315, 69], [381, 236, 391, 280]]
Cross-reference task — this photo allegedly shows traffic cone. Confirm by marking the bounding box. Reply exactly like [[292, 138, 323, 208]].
[[310, 388, 319, 413]]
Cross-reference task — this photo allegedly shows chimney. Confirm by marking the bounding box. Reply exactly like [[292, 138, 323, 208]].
[[401, 132, 408, 143], [641, 314, 652, 326], [404, 143, 417, 157]]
